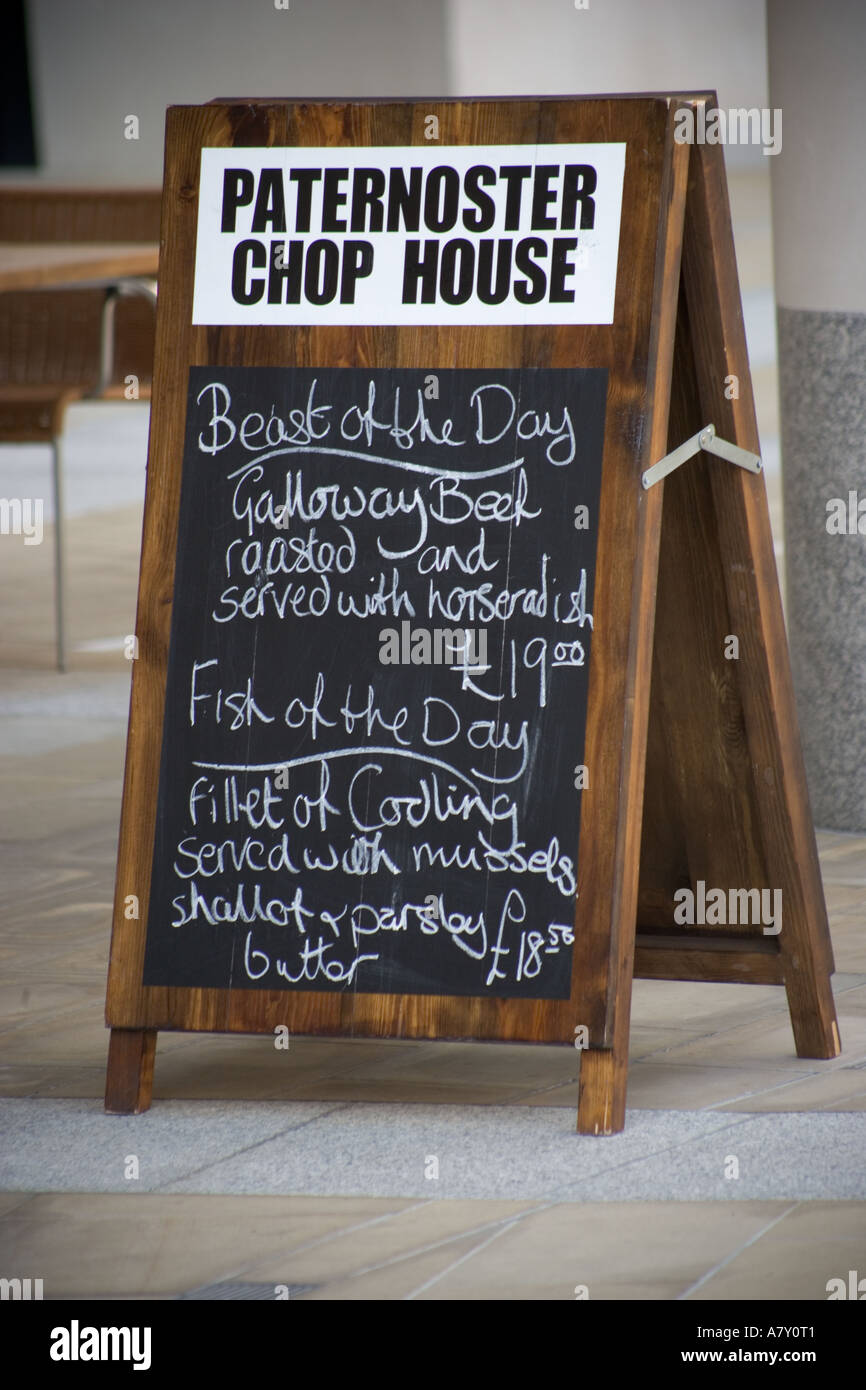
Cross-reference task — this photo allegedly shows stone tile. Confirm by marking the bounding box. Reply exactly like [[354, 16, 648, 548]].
[[152, 1036, 425, 1102], [644, 1011, 866, 1072], [515, 1061, 809, 1112], [0, 1010, 197, 1067], [417, 1277, 685, 1301], [555, 1280, 692, 1301], [0, 1192, 34, 1216], [10, 1189, 856, 1306], [688, 1201, 866, 1301], [403, 1201, 790, 1301], [0, 494, 144, 671], [625, 1061, 812, 1111], [627, 1025, 708, 1059], [817, 831, 866, 869], [565, 1112, 866, 1202], [0, 733, 125, 781], [265, 1077, 543, 1105], [301, 1229, 526, 1300], [244, 1197, 534, 1287], [0, 982, 99, 1024], [829, 921, 866, 973], [0, 798, 120, 843], [832, 972, 866, 991], [630, 978, 788, 1032], [157, 1105, 741, 1201], [7, 1088, 866, 1202], [763, 1199, 866, 1243], [285, 1036, 420, 1064], [823, 883, 866, 912], [831, 982, 866, 1016], [0, 1012, 112, 1066], [76, 1292, 179, 1302], [812, 1093, 866, 1112], [513, 1084, 581, 1108], [0, 1065, 106, 1099], [306, 1039, 582, 1088], [220, 1192, 420, 1262], [0, 1192, 409, 1297], [491, 1029, 711, 1089], [0, 1097, 341, 1192], [0, 717, 126, 763], [199, 1037, 588, 1106], [7, 949, 109, 986], [717, 1065, 866, 1113]]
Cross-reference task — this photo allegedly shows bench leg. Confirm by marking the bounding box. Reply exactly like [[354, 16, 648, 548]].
[[51, 437, 65, 672]]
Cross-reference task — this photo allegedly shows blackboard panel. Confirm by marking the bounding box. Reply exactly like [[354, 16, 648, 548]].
[[142, 365, 606, 997]]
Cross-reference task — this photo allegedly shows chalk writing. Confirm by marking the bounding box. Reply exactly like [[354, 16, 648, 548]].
[[143, 366, 606, 997]]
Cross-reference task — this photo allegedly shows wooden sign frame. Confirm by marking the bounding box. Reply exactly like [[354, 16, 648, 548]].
[[105, 93, 840, 1134]]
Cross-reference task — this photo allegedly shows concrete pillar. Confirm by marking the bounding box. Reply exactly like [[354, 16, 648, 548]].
[[768, 0, 866, 829]]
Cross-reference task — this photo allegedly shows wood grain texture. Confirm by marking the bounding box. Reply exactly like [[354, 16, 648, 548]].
[[0, 188, 160, 396], [104, 1029, 157, 1114], [0, 244, 158, 292], [672, 115, 839, 1058], [634, 104, 838, 1062], [576, 103, 690, 1133], [106, 96, 675, 1066], [635, 933, 783, 985], [0, 187, 161, 243], [104, 94, 838, 1130], [0, 386, 81, 441]]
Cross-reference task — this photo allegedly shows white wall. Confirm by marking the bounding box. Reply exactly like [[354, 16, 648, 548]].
[[768, 0, 866, 313], [447, 0, 769, 167], [23, 0, 768, 183], [24, 0, 451, 183]]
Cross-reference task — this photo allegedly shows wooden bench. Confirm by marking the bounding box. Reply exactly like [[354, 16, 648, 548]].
[[0, 188, 161, 669]]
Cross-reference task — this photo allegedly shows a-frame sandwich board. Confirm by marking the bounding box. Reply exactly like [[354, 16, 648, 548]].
[[104, 93, 840, 1134]]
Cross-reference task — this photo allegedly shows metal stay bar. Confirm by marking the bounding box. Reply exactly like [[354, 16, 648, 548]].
[[641, 423, 762, 490]]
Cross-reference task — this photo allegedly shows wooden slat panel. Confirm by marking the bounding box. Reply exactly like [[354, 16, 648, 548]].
[[635, 932, 783, 985], [0, 187, 161, 243]]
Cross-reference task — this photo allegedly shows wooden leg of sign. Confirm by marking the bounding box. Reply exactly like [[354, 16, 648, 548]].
[[104, 1028, 157, 1114], [577, 990, 633, 1135], [577, 1050, 623, 1135], [575, 126, 691, 1136], [684, 136, 840, 1060], [634, 127, 840, 1067]]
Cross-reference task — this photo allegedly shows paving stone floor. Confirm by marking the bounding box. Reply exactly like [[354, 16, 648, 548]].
[[2, 174, 865, 1300]]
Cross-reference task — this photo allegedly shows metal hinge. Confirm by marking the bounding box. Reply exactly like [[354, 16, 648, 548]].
[[641, 424, 762, 490]]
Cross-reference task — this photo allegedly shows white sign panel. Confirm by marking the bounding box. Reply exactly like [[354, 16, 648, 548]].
[[192, 144, 626, 326]]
